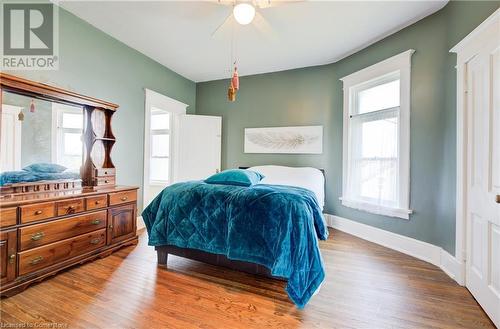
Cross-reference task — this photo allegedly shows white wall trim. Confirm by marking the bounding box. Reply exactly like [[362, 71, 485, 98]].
[[324, 214, 464, 285], [450, 8, 499, 53]]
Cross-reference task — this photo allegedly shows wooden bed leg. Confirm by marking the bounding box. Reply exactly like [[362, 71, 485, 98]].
[[157, 250, 168, 268]]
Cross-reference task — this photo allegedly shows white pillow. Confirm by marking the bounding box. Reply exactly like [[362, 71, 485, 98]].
[[248, 165, 325, 210]]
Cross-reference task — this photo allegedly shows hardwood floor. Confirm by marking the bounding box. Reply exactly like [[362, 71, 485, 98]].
[[1, 228, 494, 329]]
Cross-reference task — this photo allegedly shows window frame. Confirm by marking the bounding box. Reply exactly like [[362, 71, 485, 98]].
[[51, 103, 84, 170], [340, 49, 414, 219], [143, 88, 188, 192], [149, 108, 172, 185]]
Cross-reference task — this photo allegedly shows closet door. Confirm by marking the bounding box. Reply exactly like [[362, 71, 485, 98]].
[[174, 115, 222, 182], [463, 17, 499, 327]]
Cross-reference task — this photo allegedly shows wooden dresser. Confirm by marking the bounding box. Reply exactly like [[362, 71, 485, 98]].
[[0, 186, 138, 296], [0, 74, 140, 297]]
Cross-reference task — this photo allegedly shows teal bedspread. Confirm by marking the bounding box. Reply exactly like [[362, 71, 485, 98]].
[[142, 181, 328, 308], [0, 170, 80, 186]]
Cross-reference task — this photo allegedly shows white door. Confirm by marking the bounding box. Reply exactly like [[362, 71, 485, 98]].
[[0, 105, 22, 171], [174, 115, 221, 182], [464, 22, 500, 326]]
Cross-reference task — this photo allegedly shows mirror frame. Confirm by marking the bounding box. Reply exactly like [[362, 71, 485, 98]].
[[1, 73, 119, 193]]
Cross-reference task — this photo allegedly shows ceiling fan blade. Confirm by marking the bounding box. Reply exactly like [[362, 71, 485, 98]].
[[214, 0, 236, 7], [211, 12, 234, 37], [251, 11, 277, 40], [255, 0, 303, 9]]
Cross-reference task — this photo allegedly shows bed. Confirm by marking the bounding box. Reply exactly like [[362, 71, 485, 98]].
[[142, 165, 327, 308], [0, 169, 80, 186]]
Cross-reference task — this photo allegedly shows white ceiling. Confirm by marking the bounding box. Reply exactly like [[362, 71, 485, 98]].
[[60, 1, 448, 82]]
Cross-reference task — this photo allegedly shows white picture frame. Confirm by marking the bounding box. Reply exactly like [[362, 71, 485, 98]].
[[244, 126, 323, 154]]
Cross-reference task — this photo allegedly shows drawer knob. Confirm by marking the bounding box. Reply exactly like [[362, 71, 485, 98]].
[[105, 180, 110, 184], [120, 197, 128, 201], [34, 210, 42, 215], [109, 224, 113, 229], [90, 238, 101, 245], [95, 201, 101, 205], [91, 219, 101, 225], [9, 254, 15, 264], [31, 232, 45, 241], [30, 256, 44, 265], [104, 171, 108, 175]]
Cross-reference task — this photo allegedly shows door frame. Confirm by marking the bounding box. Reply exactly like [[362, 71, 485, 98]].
[[0, 104, 22, 171], [450, 8, 499, 286], [143, 88, 188, 208]]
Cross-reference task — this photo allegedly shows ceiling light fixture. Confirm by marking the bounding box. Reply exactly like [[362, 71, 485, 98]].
[[233, 3, 255, 25]]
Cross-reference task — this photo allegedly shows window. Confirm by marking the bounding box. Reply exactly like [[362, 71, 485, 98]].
[[340, 50, 414, 219], [149, 107, 171, 184], [52, 104, 84, 170]]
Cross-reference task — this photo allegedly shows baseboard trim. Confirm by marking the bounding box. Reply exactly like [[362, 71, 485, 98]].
[[324, 214, 464, 285], [137, 216, 146, 231]]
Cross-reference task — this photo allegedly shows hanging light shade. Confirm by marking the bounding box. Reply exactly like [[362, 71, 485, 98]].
[[30, 99, 35, 113], [228, 84, 236, 102], [233, 3, 255, 25], [231, 66, 239, 90]]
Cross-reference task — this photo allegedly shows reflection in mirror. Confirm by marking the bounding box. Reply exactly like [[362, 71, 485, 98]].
[[0, 91, 84, 187]]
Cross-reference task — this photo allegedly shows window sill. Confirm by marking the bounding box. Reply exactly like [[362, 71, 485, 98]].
[[339, 197, 412, 220]]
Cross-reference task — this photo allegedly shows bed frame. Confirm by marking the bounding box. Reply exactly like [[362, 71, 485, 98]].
[[156, 245, 280, 279], [155, 166, 325, 280]]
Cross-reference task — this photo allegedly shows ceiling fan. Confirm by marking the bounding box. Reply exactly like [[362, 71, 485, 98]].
[[212, 0, 301, 101], [212, 0, 301, 36]]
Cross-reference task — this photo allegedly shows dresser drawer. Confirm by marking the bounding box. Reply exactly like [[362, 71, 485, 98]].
[[56, 198, 85, 217], [0, 207, 17, 228], [109, 190, 137, 206], [19, 210, 107, 251], [95, 168, 115, 177], [86, 195, 108, 210], [18, 229, 106, 276], [95, 177, 115, 186], [20, 202, 55, 224]]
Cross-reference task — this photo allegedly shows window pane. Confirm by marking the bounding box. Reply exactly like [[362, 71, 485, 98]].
[[349, 114, 399, 205], [64, 133, 82, 156], [361, 116, 398, 158], [151, 134, 169, 157], [150, 157, 169, 182], [62, 113, 83, 129], [360, 159, 397, 203], [151, 111, 170, 130], [61, 156, 82, 171], [357, 79, 400, 114]]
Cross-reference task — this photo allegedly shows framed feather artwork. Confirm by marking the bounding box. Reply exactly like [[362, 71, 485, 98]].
[[244, 126, 323, 154]]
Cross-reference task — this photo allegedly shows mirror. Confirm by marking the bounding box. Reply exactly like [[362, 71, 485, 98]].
[[0, 90, 84, 186]]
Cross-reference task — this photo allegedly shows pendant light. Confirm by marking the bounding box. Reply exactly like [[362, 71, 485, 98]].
[[233, 3, 255, 25], [30, 99, 35, 113]]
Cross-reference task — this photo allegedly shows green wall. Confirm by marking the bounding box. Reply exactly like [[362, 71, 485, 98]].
[[196, 1, 499, 254], [4, 8, 197, 210]]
